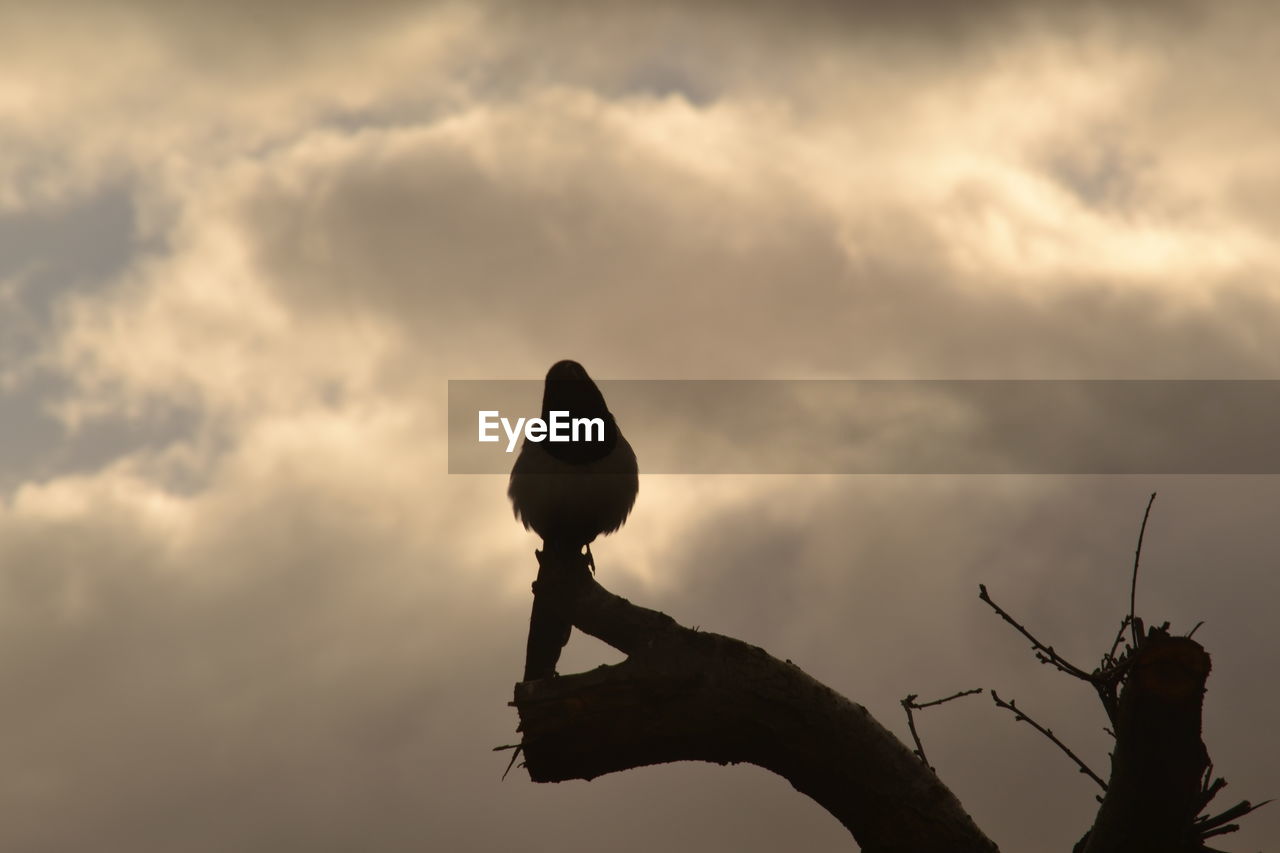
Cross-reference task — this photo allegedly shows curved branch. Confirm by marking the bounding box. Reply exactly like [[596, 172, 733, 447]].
[[512, 550, 998, 853]]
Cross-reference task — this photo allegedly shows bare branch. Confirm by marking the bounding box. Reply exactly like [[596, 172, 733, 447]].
[[901, 689, 984, 770], [1129, 492, 1157, 647], [1197, 764, 1226, 811], [1196, 798, 1273, 840], [910, 688, 986, 710], [1103, 615, 1131, 668], [515, 549, 999, 853], [493, 743, 523, 781], [900, 695, 932, 770], [990, 690, 1108, 792], [978, 584, 1095, 681]]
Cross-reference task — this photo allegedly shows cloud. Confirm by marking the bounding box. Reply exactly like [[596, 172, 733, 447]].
[[0, 397, 531, 850], [2, 1, 1279, 850]]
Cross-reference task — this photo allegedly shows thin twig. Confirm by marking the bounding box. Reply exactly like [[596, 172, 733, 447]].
[[494, 743, 524, 780], [1104, 615, 1131, 668], [978, 585, 1094, 681], [1130, 492, 1157, 647], [911, 688, 985, 709], [900, 689, 984, 771], [900, 695, 931, 769], [991, 690, 1108, 791], [1196, 798, 1274, 839], [1198, 765, 1226, 810]]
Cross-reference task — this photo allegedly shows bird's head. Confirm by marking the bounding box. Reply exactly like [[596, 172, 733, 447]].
[[537, 360, 621, 461], [545, 360, 590, 382], [541, 360, 610, 422]]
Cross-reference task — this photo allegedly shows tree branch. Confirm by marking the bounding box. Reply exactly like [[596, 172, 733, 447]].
[[978, 584, 1095, 681], [1130, 492, 1157, 648], [990, 691, 1107, 792], [512, 549, 998, 853], [901, 689, 984, 771]]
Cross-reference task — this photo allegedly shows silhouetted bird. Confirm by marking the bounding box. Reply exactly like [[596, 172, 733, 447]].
[[509, 360, 638, 680]]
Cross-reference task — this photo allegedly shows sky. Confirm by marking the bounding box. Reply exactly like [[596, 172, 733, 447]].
[[1, 1, 1278, 850]]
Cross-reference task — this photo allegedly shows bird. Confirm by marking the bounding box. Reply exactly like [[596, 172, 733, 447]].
[[508, 360, 638, 680]]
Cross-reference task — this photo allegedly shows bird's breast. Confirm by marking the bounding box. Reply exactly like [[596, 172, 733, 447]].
[[508, 434, 638, 547]]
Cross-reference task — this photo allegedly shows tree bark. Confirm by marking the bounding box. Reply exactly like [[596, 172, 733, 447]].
[[512, 549, 999, 853], [1081, 632, 1211, 853]]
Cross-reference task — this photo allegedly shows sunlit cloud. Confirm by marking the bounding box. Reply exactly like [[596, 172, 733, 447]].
[[1, 1, 1278, 849]]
